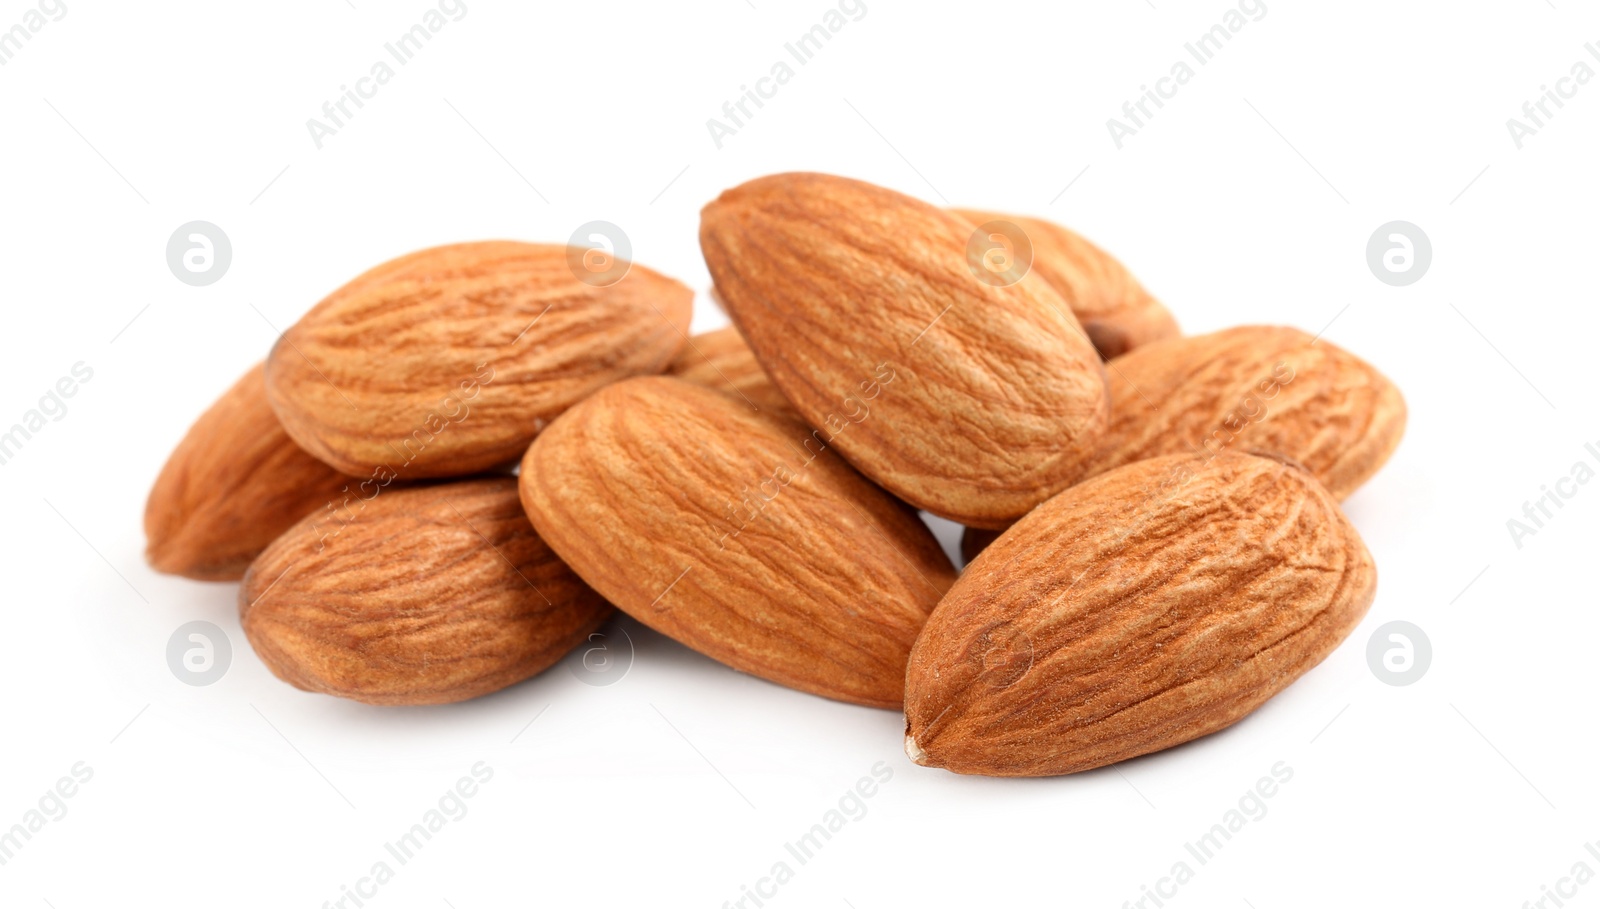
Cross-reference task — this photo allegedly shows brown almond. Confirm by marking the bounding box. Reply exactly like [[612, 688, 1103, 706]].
[[265, 241, 693, 479], [239, 478, 610, 705], [905, 452, 1376, 776], [666, 325, 796, 416], [145, 363, 359, 581], [519, 375, 957, 708], [700, 172, 1109, 529], [1086, 325, 1406, 499], [952, 208, 1179, 359]]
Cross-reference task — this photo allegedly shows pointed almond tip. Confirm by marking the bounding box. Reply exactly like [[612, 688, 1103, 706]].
[[904, 731, 930, 766]]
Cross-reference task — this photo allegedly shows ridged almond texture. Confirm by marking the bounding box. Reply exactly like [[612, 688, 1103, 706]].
[[701, 173, 1110, 530], [519, 376, 958, 708], [666, 325, 796, 416], [145, 363, 359, 581], [265, 241, 693, 479], [952, 209, 1179, 359], [240, 478, 610, 705], [1085, 325, 1406, 499], [904, 452, 1376, 776]]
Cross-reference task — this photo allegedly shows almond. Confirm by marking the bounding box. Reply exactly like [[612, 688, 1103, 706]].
[[700, 172, 1110, 529], [952, 209, 1178, 359], [239, 478, 609, 705], [145, 363, 359, 581], [265, 241, 693, 479], [904, 451, 1376, 776], [518, 375, 958, 708], [666, 325, 795, 416], [1087, 325, 1405, 499]]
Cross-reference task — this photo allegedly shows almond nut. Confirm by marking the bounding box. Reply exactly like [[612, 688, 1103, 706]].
[[905, 451, 1375, 776], [265, 241, 693, 479], [700, 172, 1110, 529], [239, 477, 610, 705], [145, 363, 358, 581], [1086, 325, 1406, 499], [519, 375, 957, 708]]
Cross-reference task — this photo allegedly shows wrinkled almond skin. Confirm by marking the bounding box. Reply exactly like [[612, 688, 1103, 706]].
[[701, 173, 1110, 530], [1085, 325, 1406, 500], [666, 325, 796, 417], [952, 209, 1179, 359], [265, 241, 693, 479], [240, 478, 610, 705], [905, 452, 1376, 776], [958, 327, 1403, 557], [145, 363, 358, 581], [519, 376, 958, 708]]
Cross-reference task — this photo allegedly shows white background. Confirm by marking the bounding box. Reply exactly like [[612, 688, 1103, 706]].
[[2, 1, 1596, 906]]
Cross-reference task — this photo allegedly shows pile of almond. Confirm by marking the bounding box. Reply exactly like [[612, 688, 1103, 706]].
[[146, 172, 1404, 777]]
